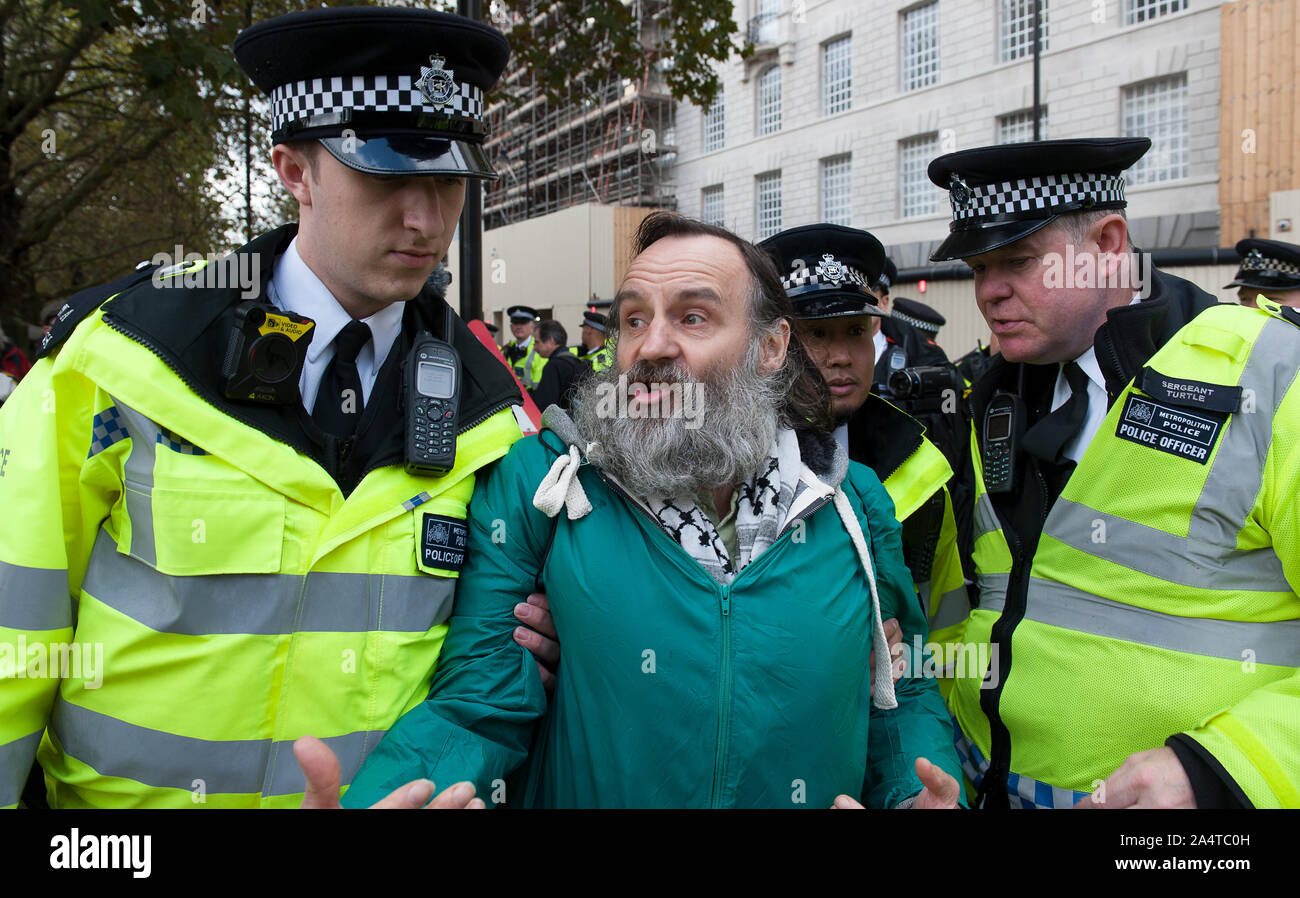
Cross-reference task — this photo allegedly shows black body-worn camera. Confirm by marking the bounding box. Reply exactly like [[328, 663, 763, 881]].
[[221, 301, 315, 404], [889, 364, 965, 402]]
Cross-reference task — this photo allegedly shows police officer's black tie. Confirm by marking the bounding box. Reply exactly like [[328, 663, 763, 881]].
[[1023, 360, 1090, 465], [313, 320, 371, 439]]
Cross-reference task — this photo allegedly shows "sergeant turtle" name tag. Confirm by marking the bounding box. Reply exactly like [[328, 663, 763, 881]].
[[420, 513, 468, 573], [1114, 393, 1225, 465]]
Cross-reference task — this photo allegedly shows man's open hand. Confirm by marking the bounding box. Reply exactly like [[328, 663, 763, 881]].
[[514, 592, 559, 691], [832, 757, 961, 809], [1075, 747, 1196, 809], [294, 735, 484, 809]]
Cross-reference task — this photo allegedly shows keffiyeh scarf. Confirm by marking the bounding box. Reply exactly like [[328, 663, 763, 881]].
[[646, 428, 806, 585]]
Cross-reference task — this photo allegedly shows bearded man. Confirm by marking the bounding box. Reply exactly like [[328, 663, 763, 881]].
[[338, 213, 962, 809]]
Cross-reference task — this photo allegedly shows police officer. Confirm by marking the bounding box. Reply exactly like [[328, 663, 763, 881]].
[[0, 6, 557, 809], [891, 296, 946, 346], [503, 304, 547, 388], [759, 224, 970, 656], [1225, 238, 1300, 309], [569, 309, 613, 372], [527, 319, 583, 413], [931, 137, 1300, 809]]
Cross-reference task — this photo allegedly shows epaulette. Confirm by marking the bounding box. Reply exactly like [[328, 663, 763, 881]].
[[1258, 297, 1300, 332], [36, 262, 160, 360]]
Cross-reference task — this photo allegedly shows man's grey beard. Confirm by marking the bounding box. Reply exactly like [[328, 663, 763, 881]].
[[571, 339, 789, 499]]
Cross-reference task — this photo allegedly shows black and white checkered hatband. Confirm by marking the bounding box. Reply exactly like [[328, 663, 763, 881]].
[[948, 172, 1126, 229], [269, 73, 484, 141]]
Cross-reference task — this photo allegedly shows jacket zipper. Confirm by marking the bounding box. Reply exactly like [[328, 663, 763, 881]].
[[710, 582, 733, 809]]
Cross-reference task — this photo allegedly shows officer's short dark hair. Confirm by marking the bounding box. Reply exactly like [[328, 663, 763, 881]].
[[617, 212, 834, 434], [537, 319, 567, 346]]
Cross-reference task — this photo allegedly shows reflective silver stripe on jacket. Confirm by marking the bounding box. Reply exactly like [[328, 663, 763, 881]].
[[1019, 576, 1300, 667], [930, 585, 973, 632], [1043, 499, 1290, 593], [974, 572, 1010, 611], [81, 530, 455, 635], [0, 731, 43, 806], [1188, 317, 1300, 547], [115, 400, 159, 567], [0, 562, 72, 630], [973, 493, 1000, 542], [1042, 317, 1300, 596], [49, 699, 384, 798]]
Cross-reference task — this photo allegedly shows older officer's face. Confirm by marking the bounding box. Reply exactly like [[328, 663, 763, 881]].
[[964, 220, 1119, 365], [800, 315, 876, 420], [276, 144, 466, 319]]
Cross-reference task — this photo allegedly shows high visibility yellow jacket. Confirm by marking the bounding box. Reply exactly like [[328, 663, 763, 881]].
[[952, 299, 1300, 809], [0, 227, 524, 808], [842, 395, 968, 659], [506, 336, 547, 389], [570, 343, 613, 373]]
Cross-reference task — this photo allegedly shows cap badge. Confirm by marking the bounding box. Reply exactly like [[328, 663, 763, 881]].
[[417, 55, 456, 109], [816, 253, 846, 285], [948, 173, 972, 210]]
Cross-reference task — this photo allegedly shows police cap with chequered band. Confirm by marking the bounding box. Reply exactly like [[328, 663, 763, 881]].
[[891, 296, 945, 336], [758, 224, 886, 320], [927, 137, 1151, 262], [507, 305, 539, 322], [877, 258, 898, 295], [1224, 238, 1300, 292], [234, 6, 509, 179]]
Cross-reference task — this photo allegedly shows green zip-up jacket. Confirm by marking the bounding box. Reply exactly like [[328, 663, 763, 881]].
[[344, 409, 962, 808]]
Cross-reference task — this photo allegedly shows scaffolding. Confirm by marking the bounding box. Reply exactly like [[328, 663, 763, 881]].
[[483, 1, 678, 231]]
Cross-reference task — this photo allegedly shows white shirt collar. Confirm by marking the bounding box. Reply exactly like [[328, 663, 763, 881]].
[[267, 236, 407, 410]]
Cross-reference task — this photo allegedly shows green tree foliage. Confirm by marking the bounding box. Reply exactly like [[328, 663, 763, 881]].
[[491, 0, 747, 108], [1, 0, 746, 345]]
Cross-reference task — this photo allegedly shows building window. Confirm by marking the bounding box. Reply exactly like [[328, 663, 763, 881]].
[[703, 87, 725, 153], [822, 35, 852, 116], [999, 0, 1048, 62], [756, 65, 782, 136], [756, 171, 783, 240], [1123, 74, 1188, 184], [997, 107, 1048, 143], [900, 2, 940, 92], [751, 0, 781, 43], [1125, 0, 1187, 26], [701, 184, 725, 227], [899, 134, 941, 218], [821, 155, 852, 226]]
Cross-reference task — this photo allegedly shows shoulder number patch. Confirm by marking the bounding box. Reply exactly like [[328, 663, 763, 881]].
[[1114, 393, 1225, 465], [420, 513, 468, 573]]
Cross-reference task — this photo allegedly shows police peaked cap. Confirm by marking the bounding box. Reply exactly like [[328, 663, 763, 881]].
[[927, 137, 1151, 261], [507, 305, 539, 322], [581, 310, 608, 332], [1225, 238, 1300, 292], [234, 7, 509, 179], [891, 297, 945, 335], [758, 224, 886, 320]]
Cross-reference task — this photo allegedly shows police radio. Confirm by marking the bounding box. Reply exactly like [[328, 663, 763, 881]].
[[982, 391, 1026, 494], [222, 301, 314, 404], [404, 334, 461, 476]]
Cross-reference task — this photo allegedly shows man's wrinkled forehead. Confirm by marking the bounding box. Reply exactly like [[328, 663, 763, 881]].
[[617, 234, 748, 300]]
